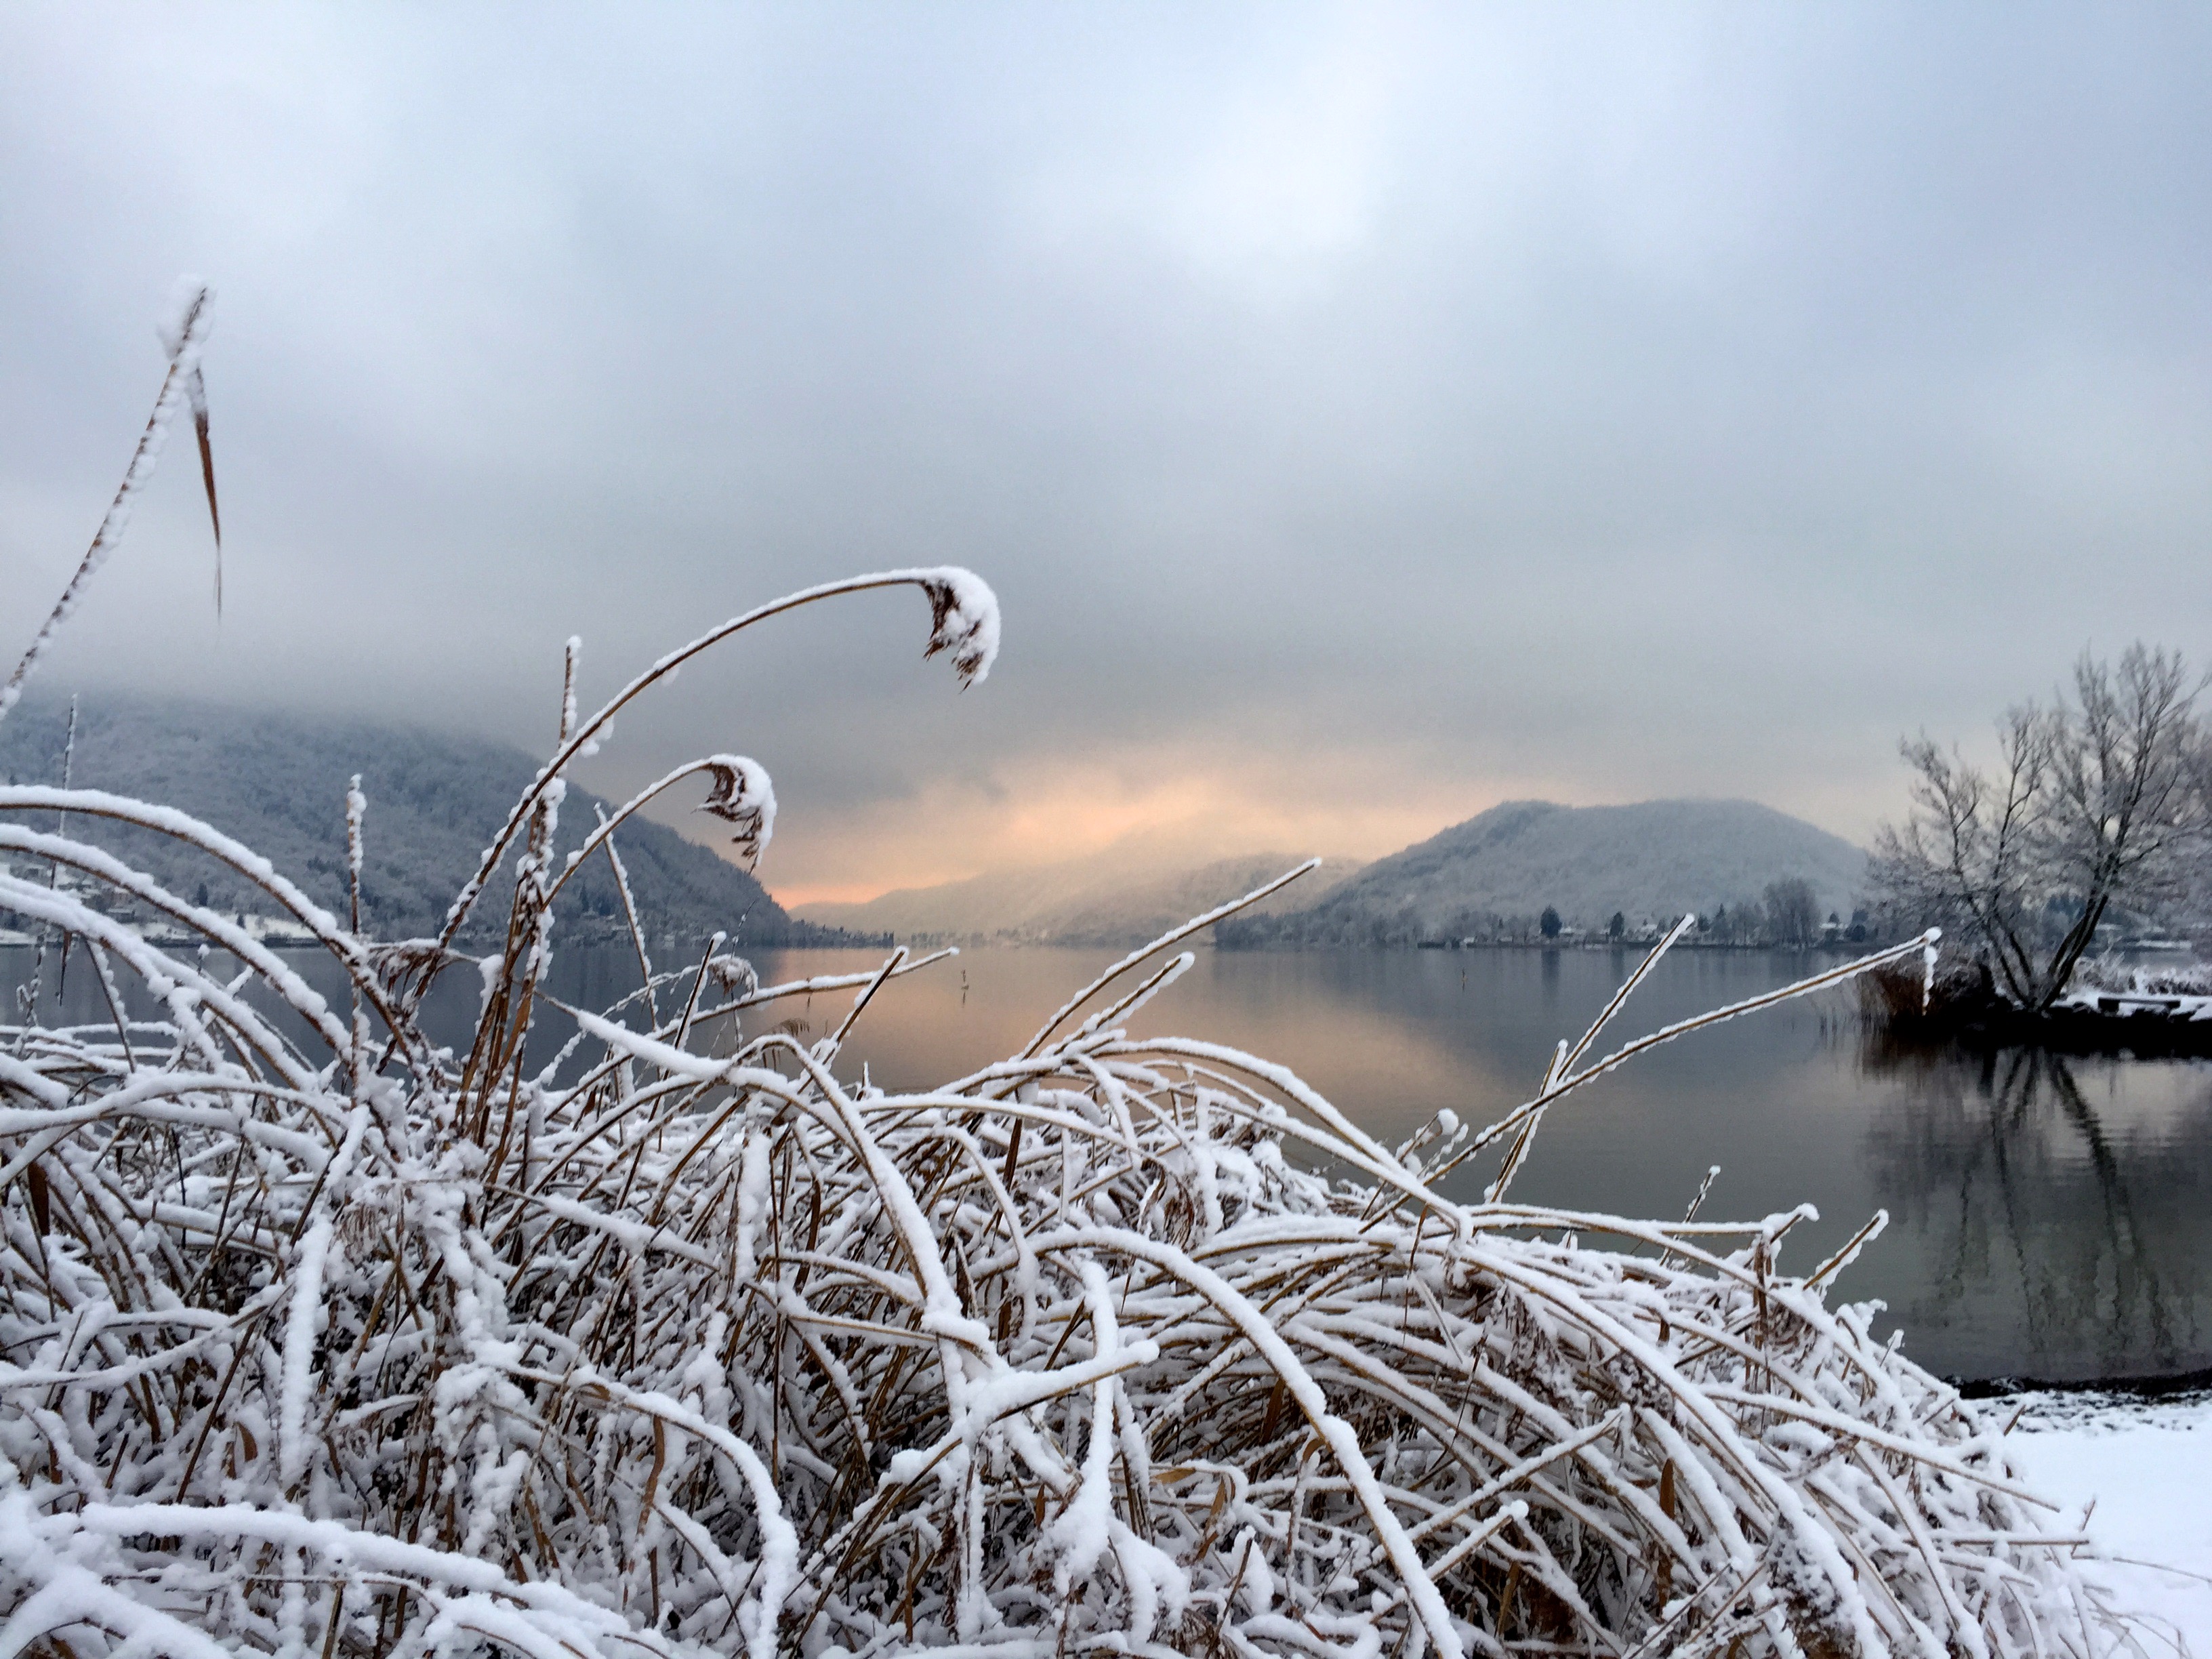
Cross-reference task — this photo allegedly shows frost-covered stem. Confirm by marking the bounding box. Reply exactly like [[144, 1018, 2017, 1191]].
[[0, 786, 402, 1042], [819, 947, 907, 1059], [670, 932, 725, 1058], [23, 699, 79, 1021], [465, 658, 577, 1134], [560, 636, 581, 745], [1486, 914, 1695, 1204], [343, 774, 371, 1097], [0, 287, 212, 729], [84, 940, 136, 1069], [544, 757, 775, 912], [1021, 859, 1317, 1059], [594, 806, 657, 1029], [1458, 928, 1942, 1170], [344, 775, 366, 938], [280, 1217, 333, 1488], [1485, 1038, 1567, 1205], [432, 568, 997, 955], [1040, 1227, 1469, 1659]]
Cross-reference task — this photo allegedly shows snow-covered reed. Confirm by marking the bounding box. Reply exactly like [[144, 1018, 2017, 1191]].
[[0, 303, 2144, 1659]]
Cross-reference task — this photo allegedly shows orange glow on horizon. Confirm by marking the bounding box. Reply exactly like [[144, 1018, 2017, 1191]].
[[770, 881, 904, 909], [747, 745, 1591, 912]]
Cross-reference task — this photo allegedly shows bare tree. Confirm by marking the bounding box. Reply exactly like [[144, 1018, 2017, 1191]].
[[1873, 644, 2210, 1010], [1762, 877, 1820, 947]]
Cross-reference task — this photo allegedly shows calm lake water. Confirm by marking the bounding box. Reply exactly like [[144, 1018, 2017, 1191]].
[[9, 939, 2207, 1385]]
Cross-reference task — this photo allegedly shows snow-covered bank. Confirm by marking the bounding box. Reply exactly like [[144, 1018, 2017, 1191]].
[[1999, 1389, 2212, 1654]]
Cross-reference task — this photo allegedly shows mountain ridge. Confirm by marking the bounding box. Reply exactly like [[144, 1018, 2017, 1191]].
[[0, 694, 867, 948], [1218, 798, 1868, 948]]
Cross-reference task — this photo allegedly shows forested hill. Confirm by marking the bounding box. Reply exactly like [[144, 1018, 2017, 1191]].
[[0, 695, 866, 949], [1218, 799, 1868, 948]]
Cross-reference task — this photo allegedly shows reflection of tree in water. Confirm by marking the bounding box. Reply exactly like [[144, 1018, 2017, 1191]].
[[1858, 1036, 2211, 1379]]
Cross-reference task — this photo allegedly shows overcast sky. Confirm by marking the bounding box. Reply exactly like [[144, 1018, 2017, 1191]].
[[3, 5, 2208, 904]]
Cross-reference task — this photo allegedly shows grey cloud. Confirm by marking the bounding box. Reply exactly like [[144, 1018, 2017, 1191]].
[[1, 3, 2208, 888]]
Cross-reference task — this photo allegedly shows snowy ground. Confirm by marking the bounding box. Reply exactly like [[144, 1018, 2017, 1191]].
[[1995, 1389, 2212, 1655]]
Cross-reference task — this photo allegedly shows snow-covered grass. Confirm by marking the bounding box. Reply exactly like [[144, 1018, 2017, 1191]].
[[2064, 958, 2212, 1025], [0, 618, 2148, 1659], [1999, 1391, 2212, 1657], [2072, 958, 2212, 999], [0, 296, 2167, 1658]]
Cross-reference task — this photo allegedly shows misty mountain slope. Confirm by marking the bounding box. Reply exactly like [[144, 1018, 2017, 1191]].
[[800, 847, 1367, 945], [1220, 799, 1868, 947], [0, 695, 854, 947]]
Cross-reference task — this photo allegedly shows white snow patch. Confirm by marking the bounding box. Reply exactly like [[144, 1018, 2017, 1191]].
[[1997, 1389, 2212, 1654]]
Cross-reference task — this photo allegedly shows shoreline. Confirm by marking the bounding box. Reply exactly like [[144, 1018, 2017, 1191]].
[[1956, 1366, 2212, 1400], [1877, 1004, 2212, 1059]]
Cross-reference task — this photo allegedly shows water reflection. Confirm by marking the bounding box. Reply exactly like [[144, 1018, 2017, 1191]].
[[3, 938, 2206, 1382], [1858, 1037, 2211, 1382], [789, 943, 2212, 1382]]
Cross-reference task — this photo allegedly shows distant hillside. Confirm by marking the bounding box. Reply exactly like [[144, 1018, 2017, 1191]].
[[1219, 800, 1868, 948], [0, 695, 868, 949], [800, 847, 1366, 946]]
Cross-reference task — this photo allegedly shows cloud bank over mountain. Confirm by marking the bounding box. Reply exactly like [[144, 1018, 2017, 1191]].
[[3, 7, 2208, 897]]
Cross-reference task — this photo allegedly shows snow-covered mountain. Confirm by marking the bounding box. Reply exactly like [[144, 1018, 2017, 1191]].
[[0, 694, 855, 947], [1218, 799, 1868, 947]]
